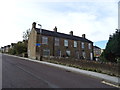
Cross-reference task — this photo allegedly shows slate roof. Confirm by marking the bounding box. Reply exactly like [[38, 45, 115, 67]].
[[35, 28, 93, 43], [94, 46, 101, 49]]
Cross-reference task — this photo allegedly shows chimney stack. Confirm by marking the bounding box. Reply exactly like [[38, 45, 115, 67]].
[[70, 31, 73, 35], [82, 34, 86, 38], [32, 22, 36, 29], [53, 26, 57, 32]]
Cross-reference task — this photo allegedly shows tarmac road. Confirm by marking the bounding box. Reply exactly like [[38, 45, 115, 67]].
[[2, 54, 116, 88]]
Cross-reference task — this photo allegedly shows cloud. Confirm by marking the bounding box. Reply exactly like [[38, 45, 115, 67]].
[[34, 2, 117, 42], [13, 0, 119, 2], [0, 0, 118, 47]]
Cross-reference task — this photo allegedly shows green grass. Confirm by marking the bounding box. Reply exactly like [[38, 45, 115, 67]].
[[44, 59, 119, 77]]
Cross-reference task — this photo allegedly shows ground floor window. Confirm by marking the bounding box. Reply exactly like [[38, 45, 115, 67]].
[[56, 50, 61, 57], [66, 50, 70, 57], [75, 51, 79, 59], [82, 51, 86, 59], [90, 52, 93, 60], [43, 49, 50, 56]]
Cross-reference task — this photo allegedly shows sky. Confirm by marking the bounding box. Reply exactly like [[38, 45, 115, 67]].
[[0, 0, 119, 49]]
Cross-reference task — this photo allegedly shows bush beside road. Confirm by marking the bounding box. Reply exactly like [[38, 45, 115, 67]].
[[42, 57, 120, 77]]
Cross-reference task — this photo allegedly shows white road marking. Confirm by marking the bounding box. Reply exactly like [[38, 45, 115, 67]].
[[101, 81, 120, 88]]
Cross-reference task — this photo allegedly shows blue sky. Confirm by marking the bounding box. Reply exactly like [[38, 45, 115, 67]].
[[94, 40, 108, 49], [0, 0, 119, 49]]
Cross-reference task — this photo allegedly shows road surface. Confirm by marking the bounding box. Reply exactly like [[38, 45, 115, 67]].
[[2, 54, 116, 88]]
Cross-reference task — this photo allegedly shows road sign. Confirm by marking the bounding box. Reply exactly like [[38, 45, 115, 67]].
[[36, 43, 41, 46]]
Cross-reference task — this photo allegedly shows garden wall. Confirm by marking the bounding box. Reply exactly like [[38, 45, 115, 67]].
[[42, 57, 120, 77]]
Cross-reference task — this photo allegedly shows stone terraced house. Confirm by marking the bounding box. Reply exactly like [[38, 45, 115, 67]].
[[28, 22, 94, 60]]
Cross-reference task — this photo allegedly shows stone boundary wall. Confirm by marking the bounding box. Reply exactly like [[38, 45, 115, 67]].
[[42, 57, 120, 77]]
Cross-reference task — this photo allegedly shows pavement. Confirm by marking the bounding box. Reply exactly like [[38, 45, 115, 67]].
[[0, 53, 2, 90], [3, 53, 120, 87]]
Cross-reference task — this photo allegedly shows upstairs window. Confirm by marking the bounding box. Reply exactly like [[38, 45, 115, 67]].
[[55, 38, 59, 46], [81, 42, 84, 49], [88, 43, 91, 49], [42, 36, 48, 45], [64, 40, 68, 47], [74, 41, 77, 47]]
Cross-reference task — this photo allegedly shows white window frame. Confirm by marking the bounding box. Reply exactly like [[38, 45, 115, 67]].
[[55, 37, 59, 46], [56, 50, 61, 57], [88, 43, 91, 49], [42, 36, 48, 45], [66, 50, 70, 57], [43, 49, 50, 56], [81, 42, 84, 48], [74, 41, 77, 47], [82, 51, 86, 59], [64, 40, 68, 47], [90, 52, 93, 60]]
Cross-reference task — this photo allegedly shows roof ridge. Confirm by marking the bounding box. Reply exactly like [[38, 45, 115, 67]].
[[35, 28, 92, 43]]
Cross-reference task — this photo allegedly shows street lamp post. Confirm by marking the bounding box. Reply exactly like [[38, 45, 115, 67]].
[[116, 29, 120, 31], [38, 24, 42, 60], [38, 24, 42, 34]]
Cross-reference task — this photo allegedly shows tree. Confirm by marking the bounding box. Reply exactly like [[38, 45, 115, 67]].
[[8, 29, 31, 57], [23, 29, 31, 41], [8, 41, 27, 56], [8, 48, 16, 55], [14, 41, 27, 55], [102, 29, 120, 62], [22, 29, 31, 57]]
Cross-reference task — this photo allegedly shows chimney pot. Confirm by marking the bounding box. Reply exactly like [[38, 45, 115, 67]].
[[82, 34, 86, 38], [53, 26, 57, 32], [32, 22, 36, 29], [70, 31, 73, 35]]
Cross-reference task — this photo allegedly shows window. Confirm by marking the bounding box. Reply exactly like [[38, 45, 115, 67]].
[[82, 51, 86, 59], [81, 42, 84, 48], [88, 43, 91, 49], [74, 41, 77, 47], [56, 50, 61, 57], [42, 36, 48, 44], [90, 52, 93, 60], [55, 38, 59, 46], [43, 49, 50, 56], [64, 40, 68, 46], [75, 51, 79, 59], [66, 50, 70, 57]]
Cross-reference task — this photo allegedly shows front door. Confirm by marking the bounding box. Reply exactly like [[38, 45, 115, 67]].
[[90, 53, 93, 60]]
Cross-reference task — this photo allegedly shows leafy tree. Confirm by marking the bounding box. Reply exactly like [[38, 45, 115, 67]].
[[8, 29, 30, 57], [8, 41, 27, 56], [102, 29, 120, 62], [8, 48, 16, 55], [14, 41, 27, 55]]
